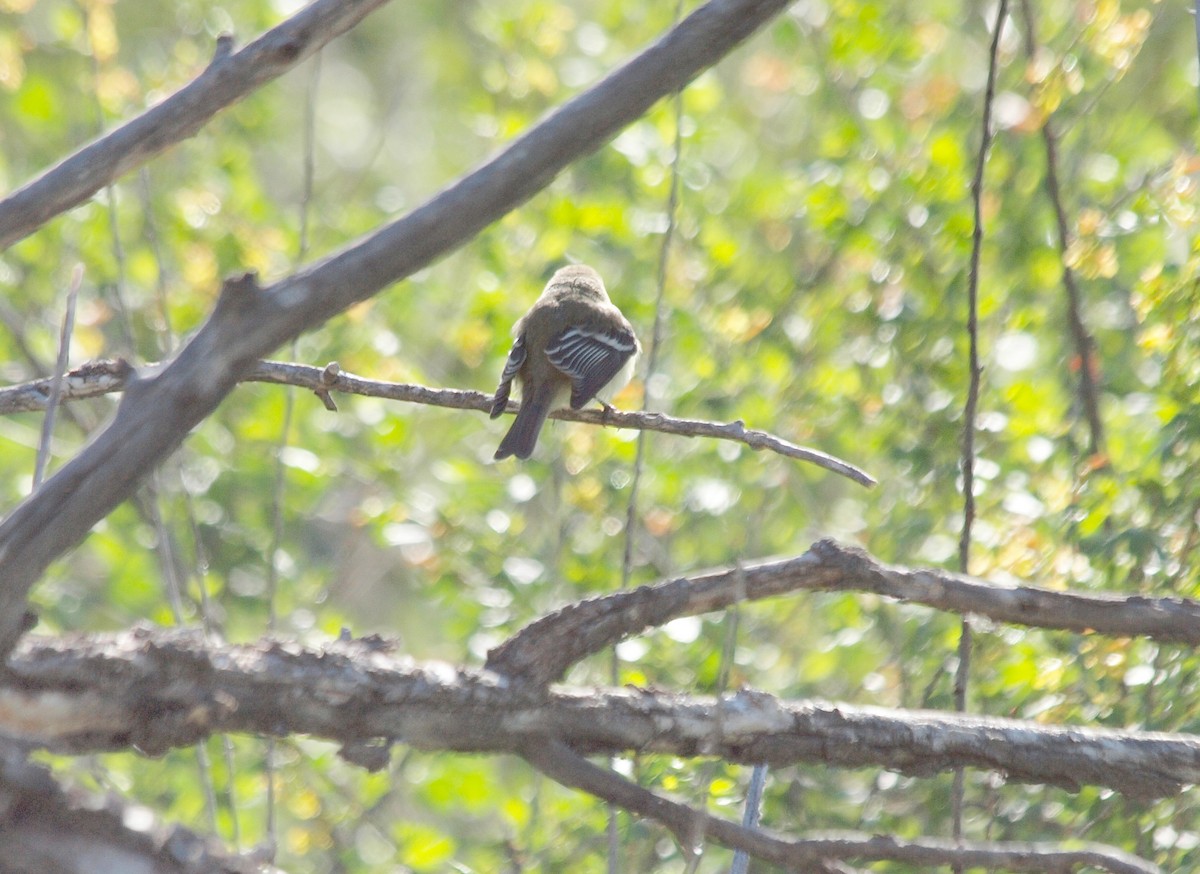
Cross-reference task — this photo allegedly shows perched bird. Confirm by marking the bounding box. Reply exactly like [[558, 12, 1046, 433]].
[[491, 265, 639, 460]]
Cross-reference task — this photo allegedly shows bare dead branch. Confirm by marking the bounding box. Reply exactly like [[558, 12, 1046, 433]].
[[522, 739, 1158, 874], [0, 359, 874, 485], [4, 628, 1199, 799], [0, 739, 281, 874], [0, 0, 393, 252], [487, 539, 1200, 685], [0, 0, 796, 655]]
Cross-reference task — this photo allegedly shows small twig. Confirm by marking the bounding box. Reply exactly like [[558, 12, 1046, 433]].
[[33, 267, 82, 489], [520, 738, 1158, 874], [0, 359, 874, 486], [315, 361, 340, 411], [211, 33, 235, 64]]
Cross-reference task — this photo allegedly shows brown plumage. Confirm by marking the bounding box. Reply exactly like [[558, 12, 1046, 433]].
[[491, 265, 639, 460]]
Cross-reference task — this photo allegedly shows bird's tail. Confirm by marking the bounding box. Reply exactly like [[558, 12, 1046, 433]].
[[494, 387, 556, 460]]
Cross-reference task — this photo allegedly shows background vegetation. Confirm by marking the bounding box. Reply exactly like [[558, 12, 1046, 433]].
[[1, 0, 1198, 870]]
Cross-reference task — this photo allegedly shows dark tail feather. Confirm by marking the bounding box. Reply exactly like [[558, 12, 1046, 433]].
[[494, 389, 555, 460]]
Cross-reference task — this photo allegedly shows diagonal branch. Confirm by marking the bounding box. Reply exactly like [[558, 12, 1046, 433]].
[[5, 628, 1200, 799], [0, 0, 393, 252], [0, 359, 874, 485], [486, 538, 1200, 685], [522, 739, 850, 874], [0, 0, 796, 655], [521, 739, 1158, 874]]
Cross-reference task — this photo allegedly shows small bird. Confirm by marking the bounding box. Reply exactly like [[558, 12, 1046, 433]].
[[491, 265, 640, 460]]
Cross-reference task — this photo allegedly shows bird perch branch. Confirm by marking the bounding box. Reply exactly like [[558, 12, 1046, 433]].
[[0, 358, 875, 486]]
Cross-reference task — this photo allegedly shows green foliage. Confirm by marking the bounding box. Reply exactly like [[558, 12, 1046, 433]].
[[4, 0, 1200, 870]]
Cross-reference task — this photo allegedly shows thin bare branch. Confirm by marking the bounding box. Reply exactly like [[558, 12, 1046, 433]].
[[486, 538, 1200, 686], [0, 0, 796, 656], [0, 358, 874, 485], [1017, 0, 1106, 456], [0, 0, 392, 252], [3, 628, 1199, 799], [954, 0, 1008, 850], [522, 739, 849, 874], [522, 739, 1158, 874]]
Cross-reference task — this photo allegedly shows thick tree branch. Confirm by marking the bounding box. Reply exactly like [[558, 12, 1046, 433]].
[[0, 740, 280, 874], [522, 739, 1157, 874], [4, 628, 1199, 799], [0, 0, 393, 252], [487, 539, 1200, 685], [0, 0, 795, 655], [0, 359, 874, 485]]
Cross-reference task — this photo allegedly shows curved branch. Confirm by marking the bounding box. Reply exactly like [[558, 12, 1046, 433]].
[[0, 359, 874, 485], [523, 739, 1158, 874], [5, 628, 1199, 799], [0, 0, 795, 654], [487, 539, 1200, 685], [0, 0, 393, 252]]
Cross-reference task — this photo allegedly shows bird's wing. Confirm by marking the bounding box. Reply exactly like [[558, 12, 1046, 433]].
[[545, 324, 637, 409], [490, 333, 527, 418]]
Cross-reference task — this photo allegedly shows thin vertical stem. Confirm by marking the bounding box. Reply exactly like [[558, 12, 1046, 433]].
[[682, 564, 746, 874], [611, 8, 686, 869], [617, 42, 685, 598], [138, 168, 175, 355], [1018, 0, 1106, 457], [955, 0, 1009, 860], [729, 764, 768, 874], [33, 267, 81, 489], [1194, 0, 1200, 121], [87, 2, 230, 840], [263, 51, 322, 862]]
